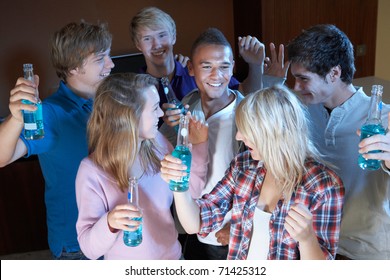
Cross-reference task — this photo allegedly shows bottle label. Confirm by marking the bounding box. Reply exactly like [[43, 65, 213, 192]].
[[24, 123, 38, 130], [180, 127, 188, 137]]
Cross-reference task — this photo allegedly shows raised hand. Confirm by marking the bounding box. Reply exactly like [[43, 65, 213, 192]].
[[264, 43, 290, 79], [9, 75, 39, 122], [238, 36, 265, 66]]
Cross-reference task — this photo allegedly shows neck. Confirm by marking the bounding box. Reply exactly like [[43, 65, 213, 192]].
[[201, 90, 235, 119], [65, 79, 94, 100], [324, 83, 356, 109], [145, 56, 176, 79]]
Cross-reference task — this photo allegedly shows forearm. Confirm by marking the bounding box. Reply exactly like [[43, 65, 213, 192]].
[[173, 191, 201, 234], [189, 141, 209, 198], [238, 63, 264, 94], [298, 234, 327, 260], [0, 115, 25, 166]]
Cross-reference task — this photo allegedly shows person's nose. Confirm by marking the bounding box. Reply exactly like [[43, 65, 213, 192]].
[[293, 80, 302, 91], [105, 55, 115, 69], [151, 37, 162, 50]]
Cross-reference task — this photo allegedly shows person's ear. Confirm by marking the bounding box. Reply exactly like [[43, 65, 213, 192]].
[[69, 68, 78, 76], [188, 60, 194, 77], [329, 65, 341, 82], [135, 41, 142, 52], [171, 33, 176, 46]]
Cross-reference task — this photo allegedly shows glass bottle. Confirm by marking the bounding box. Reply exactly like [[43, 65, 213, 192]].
[[160, 77, 188, 131], [169, 115, 192, 192], [22, 63, 44, 140], [123, 177, 143, 247], [358, 84, 386, 170]]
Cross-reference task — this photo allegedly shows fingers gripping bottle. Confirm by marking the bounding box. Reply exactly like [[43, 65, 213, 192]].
[[358, 85, 386, 170], [169, 115, 192, 192], [22, 63, 44, 140], [161, 77, 188, 132], [123, 177, 143, 247]]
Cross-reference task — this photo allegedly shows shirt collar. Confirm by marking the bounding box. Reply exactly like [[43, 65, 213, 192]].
[[59, 80, 93, 111]]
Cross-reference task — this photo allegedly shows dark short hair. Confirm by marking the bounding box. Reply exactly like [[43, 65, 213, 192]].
[[190, 27, 232, 59], [287, 24, 355, 83]]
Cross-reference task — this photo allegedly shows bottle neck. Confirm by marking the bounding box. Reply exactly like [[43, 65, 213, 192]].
[[24, 70, 39, 99], [128, 177, 139, 207], [176, 115, 190, 147], [366, 90, 383, 124], [161, 77, 180, 104]]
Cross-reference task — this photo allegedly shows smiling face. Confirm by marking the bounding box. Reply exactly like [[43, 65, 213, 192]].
[[188, 44, 233, 101], [138, 85, 164, 141], [135, 27, 176, 67], [70, 48, 114, 99], [290, 62, 336, 106]]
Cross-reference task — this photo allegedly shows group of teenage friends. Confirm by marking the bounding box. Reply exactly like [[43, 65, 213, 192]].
[[0, 6, 389, 260]]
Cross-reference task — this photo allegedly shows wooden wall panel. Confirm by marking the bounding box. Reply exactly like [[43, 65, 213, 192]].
[[0, 157, 48, 255], [233, 0, 378, 84]]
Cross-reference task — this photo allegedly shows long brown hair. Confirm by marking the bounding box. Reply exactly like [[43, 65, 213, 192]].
[[88, 72, 161, 192]]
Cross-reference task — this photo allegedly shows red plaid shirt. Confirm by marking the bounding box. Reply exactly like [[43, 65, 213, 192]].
[[195, 150, 344, 260]]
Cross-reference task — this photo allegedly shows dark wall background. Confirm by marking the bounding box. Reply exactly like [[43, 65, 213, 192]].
[[0, 0, 235, 118], [0, 0, 379, 256]]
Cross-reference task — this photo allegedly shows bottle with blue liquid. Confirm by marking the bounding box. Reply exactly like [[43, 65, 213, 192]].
[[170, 115, 192, 192], [123, 177, 143, 247], [22, 63, 44, 140], [358, 84, 386, 170], [161, 77, 187, 131]]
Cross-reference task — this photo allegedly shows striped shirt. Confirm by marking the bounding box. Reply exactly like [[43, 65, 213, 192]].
[[195, 150, 344, 260]]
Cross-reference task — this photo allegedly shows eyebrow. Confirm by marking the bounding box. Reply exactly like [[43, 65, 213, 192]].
[[199, 61, 232, 65], [294, 73, 310, 79]]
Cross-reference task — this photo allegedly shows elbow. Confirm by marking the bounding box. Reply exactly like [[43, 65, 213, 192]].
[[180, 220, 201, 235], [183, 227, 199, 235]]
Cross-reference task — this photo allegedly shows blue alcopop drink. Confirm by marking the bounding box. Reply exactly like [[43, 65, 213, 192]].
[[22, 63, 44, 140], [170, 115, 192, 192], [123, 177, 142, 247], [358, 85, 385, 170]]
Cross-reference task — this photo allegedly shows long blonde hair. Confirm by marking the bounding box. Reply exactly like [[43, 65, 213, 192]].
[[88, 72, 161, 192], [235, 85, 322, 200]]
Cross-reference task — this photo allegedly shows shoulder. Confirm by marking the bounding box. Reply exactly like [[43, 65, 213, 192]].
[[232, 150, 261, 171], [77, 157, 100, 177], [76, 157, 115, 189], [302, 159, 344, 193], [182, 89, 200, 105], [154, 131, 173, 157], [231, 89, 245, 103]]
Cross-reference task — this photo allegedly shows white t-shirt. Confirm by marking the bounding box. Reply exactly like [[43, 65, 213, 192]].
[[247, 205, 271, 260], [192, 93, 237, 246]]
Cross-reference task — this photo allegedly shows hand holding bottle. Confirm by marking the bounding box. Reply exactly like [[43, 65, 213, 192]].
[[107, 203, 142, 232], [358, 85, 386, 170], [9, 75, 40, 123], [170, 115, 192, 192], [162, 102, 189, 128], [123, 177, 143, 246], [21, 64, 44, 140], [358, 111, 390, 170]]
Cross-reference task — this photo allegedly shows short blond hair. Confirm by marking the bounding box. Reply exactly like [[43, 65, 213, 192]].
[[130, 6, 176, 46]]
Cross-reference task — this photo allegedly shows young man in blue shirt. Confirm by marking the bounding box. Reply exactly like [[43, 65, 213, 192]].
[[0, 21, 114, 259]]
